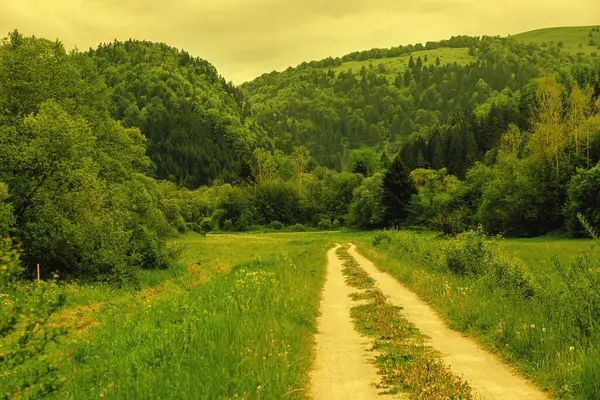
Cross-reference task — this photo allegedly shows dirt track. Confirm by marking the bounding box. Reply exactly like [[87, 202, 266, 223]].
[[309, 245, 387, 399], [347, 244, 549, 400]]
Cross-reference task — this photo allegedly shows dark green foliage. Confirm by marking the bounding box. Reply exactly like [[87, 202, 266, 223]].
[[254, 180, 300, 225], [0, 183, 13, 237], [565, 163, 600, 236], [382, 157, 415, 227], [347, 173, 385, 228], [88, 40, 266, 188], [243, 36, 588, 170], [445, 228, 493, 277], [0, 32, 174, 283]]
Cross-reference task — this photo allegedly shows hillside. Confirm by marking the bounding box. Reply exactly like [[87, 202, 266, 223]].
[[87, 40, 266, 188], [324, 47, 475, 80], [243, 33, 598, 172], [513, 25, 600, 55]]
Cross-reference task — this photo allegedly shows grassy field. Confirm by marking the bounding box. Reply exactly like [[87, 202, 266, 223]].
[[512, 26, 600, 55], [357, 230, 600, 399], [2, 232, 337, 399], [4, 229, 599, 399], [325, 48, 474, 79]]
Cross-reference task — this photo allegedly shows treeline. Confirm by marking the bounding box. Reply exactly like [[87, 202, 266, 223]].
[[0, 32, 179, 283], [2, 29, 600, 288], [298, 35, 481, 68], [156, 147, 385, 233], [383, 74, 600, 237]]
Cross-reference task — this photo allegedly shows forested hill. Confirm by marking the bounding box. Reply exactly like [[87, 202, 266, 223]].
[[86, 40, 266, 187], [242, 31, 600, 175]]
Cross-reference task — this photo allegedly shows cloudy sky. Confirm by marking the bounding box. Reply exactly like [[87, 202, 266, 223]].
[[1, 0, 599, 83]]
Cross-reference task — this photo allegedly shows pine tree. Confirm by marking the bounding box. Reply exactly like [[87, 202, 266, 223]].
[[382, 156, 416, 226]]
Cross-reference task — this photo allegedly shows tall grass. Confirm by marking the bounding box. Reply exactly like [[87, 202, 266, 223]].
[[362, 229, 600, 399], [2, 233, 332, 399]]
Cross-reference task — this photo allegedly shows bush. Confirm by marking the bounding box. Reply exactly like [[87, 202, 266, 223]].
[[268, 220, 284, 231], [186, 222, 204, 234], [0, 182, 14, 237], [200, 218, 213, 232], [487, 254, 539, 299], [347, 173, 385, 228], [372, 229, 393, 246], [565, 164, 600, 236], [287, 223, 307, 232], [317, 217, 333, 230], [222, 219, 234, 232], [372, 228, 540, 298], [444, 228, 493, 277], [211, 209, 227, 230]]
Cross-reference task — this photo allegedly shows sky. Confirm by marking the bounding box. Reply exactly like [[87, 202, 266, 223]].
[[1, 0, 599, 84]]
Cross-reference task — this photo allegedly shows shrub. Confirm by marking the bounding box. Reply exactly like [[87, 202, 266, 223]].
[[211, 209, 227, 230], [347, 173, 385, 228], [565, 165, 600, 236], [222, 219, 234, 232], [0, 182, 14, 237], [317, 217, 333, 230], [268, 220, 284, 231], [372, 229, 393, 246], [288, 223, 307, 232], [444, 228, 493, 277], [487, 254, 539, 299], [186, 222, 204, 234], [200, 218, 212, 232]]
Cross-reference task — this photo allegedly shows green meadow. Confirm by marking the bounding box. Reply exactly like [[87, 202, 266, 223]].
[[326, 47, 474, 78], [360, 230, 600, 399], [513, 26, 600, 54], [3, 233, 334, 399], [3, 230, 600, 399]]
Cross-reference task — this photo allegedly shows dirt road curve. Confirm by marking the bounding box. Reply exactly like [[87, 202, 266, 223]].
[[309, 245, 387, 400], [348, 244, 549, 400]]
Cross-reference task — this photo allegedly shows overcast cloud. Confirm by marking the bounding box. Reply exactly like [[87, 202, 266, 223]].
[[1, 0, 599, 83]]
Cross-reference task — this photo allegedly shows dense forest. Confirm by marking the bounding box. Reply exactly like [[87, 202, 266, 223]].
[[1, 28, 600, 286]]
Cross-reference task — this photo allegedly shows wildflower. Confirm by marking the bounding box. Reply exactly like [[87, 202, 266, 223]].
[[530, 324, 535, 329], [542, 327, 546, 333], [570, 346, 575, 352]]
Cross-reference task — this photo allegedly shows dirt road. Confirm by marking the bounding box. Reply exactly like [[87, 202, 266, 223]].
[[347, 244, 549, 400], [309, 245, 387, 399]]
